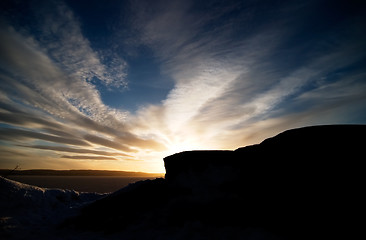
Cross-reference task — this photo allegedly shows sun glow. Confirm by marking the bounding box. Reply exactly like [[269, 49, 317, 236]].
[[165, 140, 208, 156]]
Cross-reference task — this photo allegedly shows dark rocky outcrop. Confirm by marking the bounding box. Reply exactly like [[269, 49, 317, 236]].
[[66, 125, 366, 239]]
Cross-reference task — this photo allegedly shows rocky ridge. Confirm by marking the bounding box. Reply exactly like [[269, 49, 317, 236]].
[[67, 125, 366, 239]]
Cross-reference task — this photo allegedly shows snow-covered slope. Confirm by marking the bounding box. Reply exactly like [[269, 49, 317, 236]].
[[0, 177, 105, 239]]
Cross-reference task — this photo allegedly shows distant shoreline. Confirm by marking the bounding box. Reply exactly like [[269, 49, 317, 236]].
[[0, 169, 164, 177]]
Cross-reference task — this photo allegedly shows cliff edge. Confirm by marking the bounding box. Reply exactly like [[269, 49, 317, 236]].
[[164, 124, 364, 193]]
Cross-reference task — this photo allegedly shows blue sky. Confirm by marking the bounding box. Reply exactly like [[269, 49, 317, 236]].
[[0, 0, 365, 172]]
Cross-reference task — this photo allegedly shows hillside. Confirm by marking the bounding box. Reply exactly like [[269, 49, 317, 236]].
[[67, 125, 366, 239]]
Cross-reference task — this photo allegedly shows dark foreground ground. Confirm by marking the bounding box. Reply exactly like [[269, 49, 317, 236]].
[[1, 125, 365, 239], [65, 125, 365, 239]]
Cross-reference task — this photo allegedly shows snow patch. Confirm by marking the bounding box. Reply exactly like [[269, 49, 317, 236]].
[[0, 177, 106, 239]]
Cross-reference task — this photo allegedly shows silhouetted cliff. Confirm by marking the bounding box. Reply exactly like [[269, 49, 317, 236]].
[[66, 125, 366, 239]]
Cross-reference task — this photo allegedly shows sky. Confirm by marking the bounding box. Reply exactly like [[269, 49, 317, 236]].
[[0, 0, 365, 173]]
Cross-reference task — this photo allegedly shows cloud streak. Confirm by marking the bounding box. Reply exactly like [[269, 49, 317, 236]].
[[0, 128, 90, 146], [20, 145, 131, 157], [61, 155, 119, 161], [83, 134, 135, 153]]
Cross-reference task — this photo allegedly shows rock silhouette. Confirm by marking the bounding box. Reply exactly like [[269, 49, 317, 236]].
[[66, 125, 366, 239]]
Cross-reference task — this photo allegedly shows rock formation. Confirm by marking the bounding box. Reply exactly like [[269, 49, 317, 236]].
[[67, 125, 366, 239]]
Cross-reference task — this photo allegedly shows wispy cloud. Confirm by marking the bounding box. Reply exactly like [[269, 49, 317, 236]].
[[35, 1, 127, 89], [0, 0, 167, 171], [83, 134, 135, 152], [0, 128, 90, 146], [129, 0, 366, 152], [20, 145, 131, 157]]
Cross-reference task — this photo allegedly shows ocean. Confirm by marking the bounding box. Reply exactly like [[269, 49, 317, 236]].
[[6, 175, 159, 193]]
